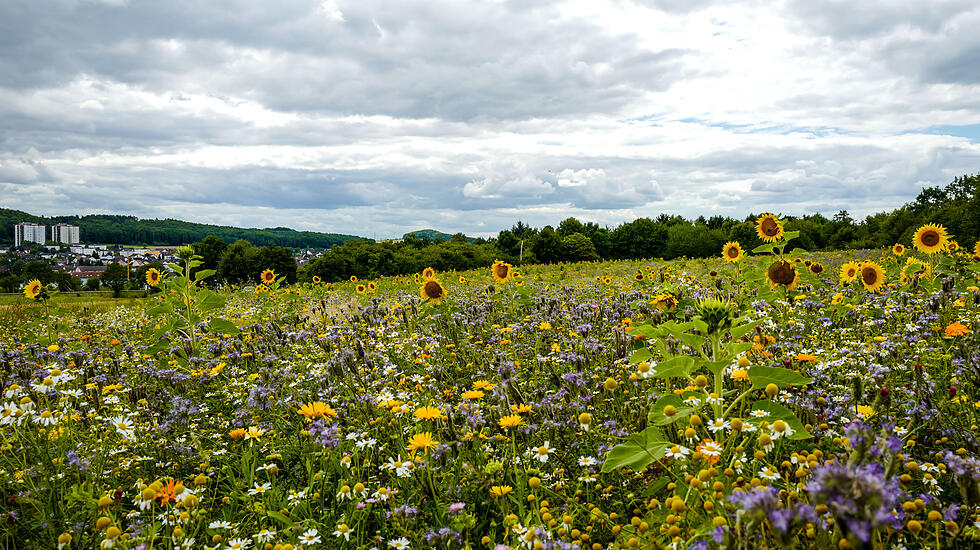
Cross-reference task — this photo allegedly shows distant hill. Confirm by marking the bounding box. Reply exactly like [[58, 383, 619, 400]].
[[0, 208, 365, 248], [403, 229, 475, 243]]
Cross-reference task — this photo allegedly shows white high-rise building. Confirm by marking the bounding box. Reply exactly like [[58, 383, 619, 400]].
[[14, 223, 46, 247], [50, 223, 80, 244]]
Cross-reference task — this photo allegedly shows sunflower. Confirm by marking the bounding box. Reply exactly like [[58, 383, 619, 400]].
[[839, 261, 859, 283], [422, 267, 436, 279], [948, 240, 960, 252], [722, 241, 744, 262], [756, 214, 784, 243], [859, 261, 885, 293], [260, 269, 276, 284], [808, 262, 825, 275], [650, 293, 677, 312], [420, 278, 446, 305], [892, 244, 905, 256], [766, 260, 797, 290], [356, 284, 367, 294], [974, 240, 980, 259], [145, 267, 162, 287], [633, 271, 644, 282], [23, 279, 42, 300], [350, 275, 358, 282], [901, 256, 931, 282], [312, 275, 321, 284], [491, 260, 512, 283], [912, 223, 949, 254], [368, 282, 377, 292]]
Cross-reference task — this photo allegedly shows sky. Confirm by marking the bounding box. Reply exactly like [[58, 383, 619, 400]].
[[1, 0, 980, 239]]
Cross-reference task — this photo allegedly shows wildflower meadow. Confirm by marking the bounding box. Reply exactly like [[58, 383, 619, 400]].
[[4, 218, 980, 550]]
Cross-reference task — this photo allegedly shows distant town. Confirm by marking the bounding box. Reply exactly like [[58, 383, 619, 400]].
[[2, 222, 329, 293]]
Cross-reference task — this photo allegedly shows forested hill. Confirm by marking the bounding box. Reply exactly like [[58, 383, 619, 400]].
[[0, 210, 365, 248]]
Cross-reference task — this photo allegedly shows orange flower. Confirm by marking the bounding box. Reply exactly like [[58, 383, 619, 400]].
[[945, 322, 971, 337], [794, 353, 818, 362], [228, 428, 246, 439], [156, 479, 185, 506]]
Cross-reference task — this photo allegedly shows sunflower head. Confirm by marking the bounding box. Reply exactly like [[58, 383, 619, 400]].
[[312, 275, 321, 284], [974, 240, 980, 259], [420, 278, 447, 305], [260, 269, 276, 285], [948, 240, 960, 252], [839, 261, 859, 283], [23, 279, 43, 300], [722, 241, 744, 263], [356, 284, 367, 294], [491, 260, 512, 283], [145, 268, 162, 287], [892, 244, 905, 256], [808, 262, 825, 275], [766, 260, 797, 290], [756, 214, 785, 243], [633, 271, 644, 282], [859, 261, 885, 293], [422, 267, 436, 279], [901, 256, 931, 282], [693, 298, 736, 334], [913, 223, 949, 254], [368, 282, 377, 292]]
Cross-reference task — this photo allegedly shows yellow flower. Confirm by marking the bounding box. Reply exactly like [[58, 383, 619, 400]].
[[945, 322, 971, 337], [145, 267, 162, 287], [498, 414, 524, 429], [356, 284, 367, 294], [407, 432, 439, 454], [854, 405, 875, 418], [260, 269, 276, 284], [297, 402, 336, 421], [244, 426, 265, 440], [766, 260, 797, 290], [892, 244, 905, 256], [913, 223, 949, 254], [539, 321, 552, 331], [722, 241, 744, 262], [422, 267, 436, 279], [756, 214, 784, 243], [859, 261, 885, 293], [413, 406, 445, 421], [473, 380, 494, 391], [490, 485, 513, 497], [491, 260, 513, 283], [23, 279, 42, 300], [462, 390, 484, 400]]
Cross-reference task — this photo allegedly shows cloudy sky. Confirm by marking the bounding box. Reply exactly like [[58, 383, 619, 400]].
[[2, 0, 979, 238]]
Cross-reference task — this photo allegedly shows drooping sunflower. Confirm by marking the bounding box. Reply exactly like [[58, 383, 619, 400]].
[[260, 269, 276, 284], [892, 244, 905, 256], [422, 267, 436, 279], [859, 261, 885, 293], [808, 262, 825, 275], [756, 214, 785, 243], [145, 267, 162, 287], [901, 256, 931, 283], [420, 278, 446, 305], [766, 260, 797, 290], [491, 260, 512, 283], [722, 241, 744, 263], [912, 223, 949, 254], [839, 261, 859, 283], [23, 279, 42, 300]]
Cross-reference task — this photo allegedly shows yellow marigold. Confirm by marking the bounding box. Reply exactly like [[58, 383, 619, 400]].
[[407, 432, 439, 454], [945, 322, 971, 337], [498, 414, 524, 429], [413, 406, 446, 421], [297, 401, 336, 421]]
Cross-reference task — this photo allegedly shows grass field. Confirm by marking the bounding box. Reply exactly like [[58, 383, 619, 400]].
[[1, 226, 978, 549]]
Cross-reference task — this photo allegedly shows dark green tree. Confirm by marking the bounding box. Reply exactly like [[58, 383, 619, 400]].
[[100, 262, 129, 297], [217, 240, 258, 284]]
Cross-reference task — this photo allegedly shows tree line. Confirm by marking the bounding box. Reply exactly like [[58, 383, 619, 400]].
[[1, 174, 978, 291]]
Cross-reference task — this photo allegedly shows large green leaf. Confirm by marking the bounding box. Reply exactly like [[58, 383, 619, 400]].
[[748, 366, 811, 389], [752, 243, 777, 254], [601, 426, 670, 473], [647, 393, 701, 426], [196, 290, 226, 312], [630, 347, 653, 363], [209, 317, 240, 336], [729, 319, 762, 340], [652, 356, 696, 379], [194, 269, 216, 283], [748, 400, 812, 440]]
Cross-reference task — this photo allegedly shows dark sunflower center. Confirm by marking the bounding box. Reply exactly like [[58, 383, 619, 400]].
[[922, 231, 939, 246], [494, 264, 509, 279], [861, 267, 878, 285], [847, 268, 856, 277], [761, 218, 780, 236], [726, 247, 739, 258], [810, 264, 824, 274], [767, 261, 795, 285], [424, 281, 443, 298]]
